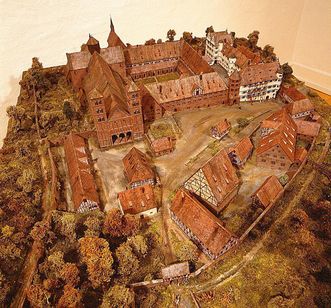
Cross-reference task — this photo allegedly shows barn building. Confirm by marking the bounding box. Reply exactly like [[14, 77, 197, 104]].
[[171, 189, 237, 260], [184, 149, 240, 214], [256, 108, 297, 170], [64, 133, 99, 213]]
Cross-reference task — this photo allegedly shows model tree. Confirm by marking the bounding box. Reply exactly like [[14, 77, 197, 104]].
[[78, 237, 114, 289], [247, 30, 260, 50], [262, 45, 276, 62], [182, 32, 193, 43], [57, 285, 82, 308], [166, 29, 176, 42], [115, 241, 140, 277], [205, 26, 214, 36], [281, 63, 293, 81], [101, 284, 135, 308], [63, 101, 75, 120]]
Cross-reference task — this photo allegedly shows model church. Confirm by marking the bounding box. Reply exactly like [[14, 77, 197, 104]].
[[65, 20, 283, 148]]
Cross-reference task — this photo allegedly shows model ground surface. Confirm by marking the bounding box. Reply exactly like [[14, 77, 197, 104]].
[[0, 23, 330, 308]]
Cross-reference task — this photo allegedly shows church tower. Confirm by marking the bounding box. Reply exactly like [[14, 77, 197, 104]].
[[107, 17, 126, 49], [228, 70, 241, 105], [86, 34, 100, 54]]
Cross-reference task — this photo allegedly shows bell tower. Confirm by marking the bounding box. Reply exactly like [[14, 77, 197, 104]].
[[228, 70, 241, 105], [86, 34, 100, 54]]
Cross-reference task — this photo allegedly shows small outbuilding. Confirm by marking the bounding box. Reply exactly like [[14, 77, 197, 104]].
[[151, 136, 175, 157], [228, 136, 253, 168], [251, 175, 283, 209], [123, 147, 156, 188], [161, 261, 190, 281], [211, 119, 231, 140], [294, 119, 320, 143], [118, 184, 157, 217]]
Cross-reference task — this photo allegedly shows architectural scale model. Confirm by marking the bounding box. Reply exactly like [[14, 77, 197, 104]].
[[1, 18, 330, 308]]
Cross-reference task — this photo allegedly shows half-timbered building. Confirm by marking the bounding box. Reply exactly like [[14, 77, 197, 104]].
[[171, 189, 237, 259], [123, 147, 156, 188], [184, 149, 240, 214]]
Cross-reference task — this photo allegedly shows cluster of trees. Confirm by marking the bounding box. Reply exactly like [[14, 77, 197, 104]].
[[26, 209, 161, 307], [0, 139, 43, 306]]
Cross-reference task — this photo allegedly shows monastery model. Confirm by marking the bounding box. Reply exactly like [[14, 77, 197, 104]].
[[2, 17, 329, 308]]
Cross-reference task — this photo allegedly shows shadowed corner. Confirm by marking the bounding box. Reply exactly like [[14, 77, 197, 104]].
[[0, 75, 21, 148]]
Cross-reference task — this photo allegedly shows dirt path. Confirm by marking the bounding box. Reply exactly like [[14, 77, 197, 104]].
[[189, 121, 330, 295]]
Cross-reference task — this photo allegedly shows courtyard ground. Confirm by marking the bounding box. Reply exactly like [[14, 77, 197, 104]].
[[88, 100, 283, 265]]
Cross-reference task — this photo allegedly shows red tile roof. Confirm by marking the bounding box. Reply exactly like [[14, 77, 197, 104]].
[[213, 119, 231, 134], [280, 86, 306, 102], [151, 137, 174, 154], [257, 108, 297, 162], [146, 72, 227, 105], [122, 147, 155, 185], [64, 133, 99, 210], [229, 136, 253, 162], [286, 99, 314, 116], [240, 62, 281, 86], [83, 52, 130, 119], [221, 44, 261, 69], [171, 189, 234, 256], [294, 119, 320, 137], [294, 147, 308, 163], [201, 149, 240, 204], [209, 31, 234, 45], [118, 184, 156, 215], [252, 175, 283, 208], [66, 46, 124, 71]]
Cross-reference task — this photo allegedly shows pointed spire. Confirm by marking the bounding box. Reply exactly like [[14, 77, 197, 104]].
[[110, 15, 114, 32]]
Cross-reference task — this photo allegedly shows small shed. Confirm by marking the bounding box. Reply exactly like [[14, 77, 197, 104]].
[[161, 262, 190, 281], [211, 119, 231, 140], [151, 136, 175, 157]]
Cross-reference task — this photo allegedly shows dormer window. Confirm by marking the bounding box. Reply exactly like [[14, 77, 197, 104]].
[[193, 87, 203, 96]]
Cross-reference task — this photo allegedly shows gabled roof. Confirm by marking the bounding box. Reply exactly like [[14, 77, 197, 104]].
[[294, 119, 320, 137], [145, 72, 227, 104], [257, 108, 297, 162], [294, 147, 308, 163], [280, 86, 306, 102], [171, 189, 234, 256], [83, 52, 130, 119], [213, 119, 231, 133], [229, 136, 253, 161], [64, 133, 99, 210], [124, 41, 182, 65], [118, 184, 156, 215], [151, 137, 174, 154], [252, 175, 283, 208], [240, 62, 281, 86], [123, 147, 155, 184], [221, 44, 261, 69], [286, 99, 314, 116], [66, 46, 124, 71], [208, 30, 234, 45], [161, 262, 190, 279], [107, 18, 126, 49]]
